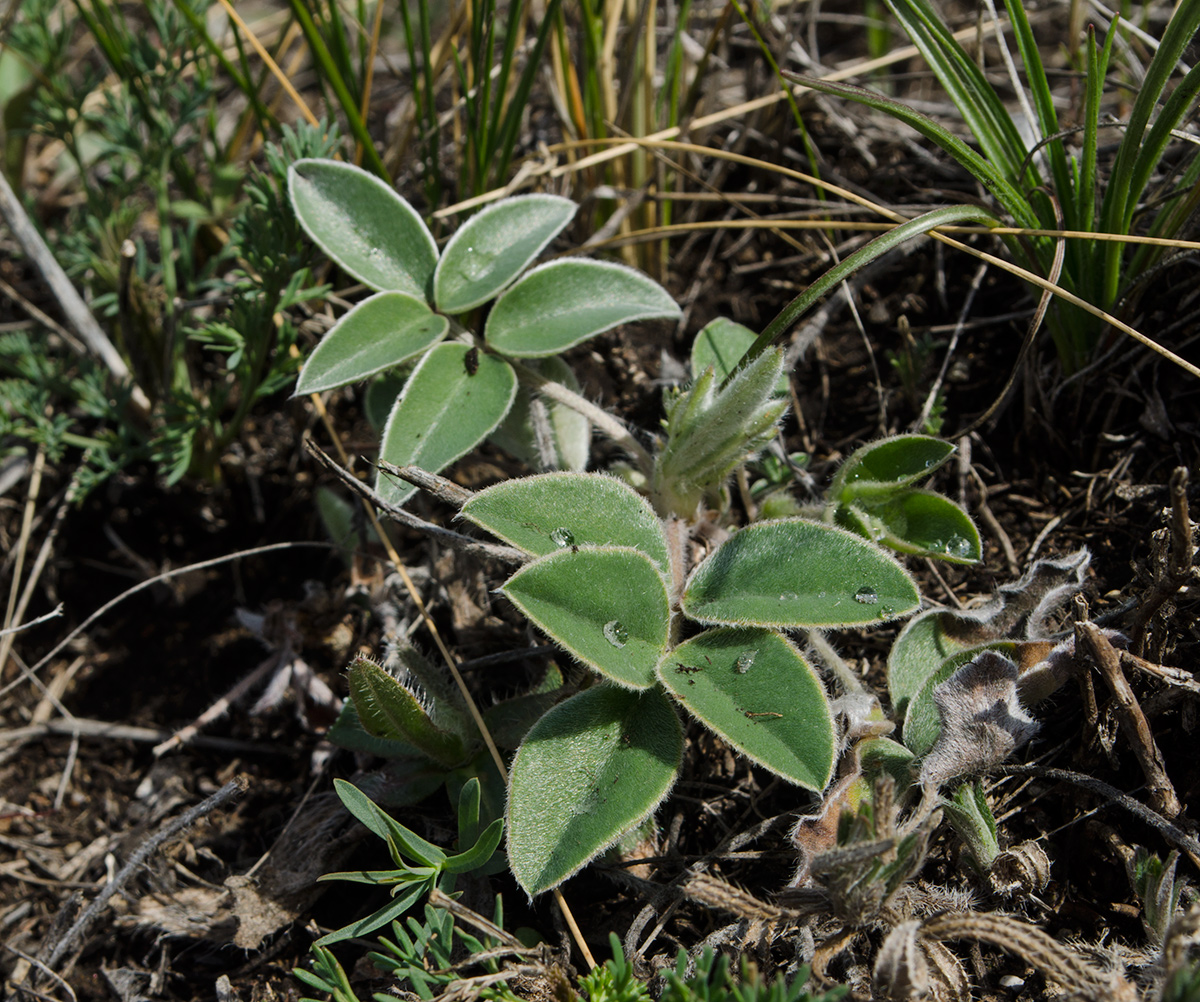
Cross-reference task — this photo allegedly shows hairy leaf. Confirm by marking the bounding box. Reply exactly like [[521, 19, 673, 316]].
[[435, 194, 576, 313], [657, 628, 834, 790], [507, 685, 681, 895], [501, 547, 670, 689]]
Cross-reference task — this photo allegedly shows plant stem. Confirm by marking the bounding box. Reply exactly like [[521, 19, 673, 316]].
[[510, 359, 654, 474]]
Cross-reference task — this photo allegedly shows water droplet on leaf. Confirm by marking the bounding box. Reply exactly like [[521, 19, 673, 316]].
[[550, 527, 574, 548], [603, 620, 628, 648], [778, 591, 798, 602], [735, 650, 757, 674], [854, 586, 878, 605], [877, 605, 895, 620], [946, 534, 973, 558]]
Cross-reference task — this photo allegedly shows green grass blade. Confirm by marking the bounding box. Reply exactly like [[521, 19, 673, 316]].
[[734, 203, 1001, 378], [787, 73, 1039, 230], [880, 0, 1030, 178], [1079, 23, 1113, 235], [285, 0, 387, 180], [493, 0, 562, 187], [1099, 0, 1200, 302], [1001, 0, 1073, 220]]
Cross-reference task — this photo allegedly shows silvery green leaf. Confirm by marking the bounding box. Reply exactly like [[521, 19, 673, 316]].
[[682, 519, 921, 628], [289, 159, 438, 298], [485, 259, 680, 357], [657, 627, 834, 790], [461, 472, 669, 570], [500, 547, 670, 689], [377, 344, 517, 508], [295, 292, 448, 394], [830, 435, 956, 502], [506, 685, 681, 895], [434, 195, 576, 313]]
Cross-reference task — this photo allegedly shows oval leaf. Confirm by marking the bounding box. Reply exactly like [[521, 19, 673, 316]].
[[657, 628, 834, 790], [377, 344, 517, 508], [295, 292, 449, 394], [289, 158, 438, 298], [500, 547, 670, 689], [485, 259, 681, 357], [887, 611, 969, 716], [435, 195, 577, 313], [681, 519, 921, 628], [506, 685, 681, 896], [461, 472, 669, 570], [862, 491, 982, 564], [831, 435, 956, 501]]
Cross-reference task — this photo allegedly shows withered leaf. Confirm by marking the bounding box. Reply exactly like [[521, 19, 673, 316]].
[[919, 650, 1040, 790]]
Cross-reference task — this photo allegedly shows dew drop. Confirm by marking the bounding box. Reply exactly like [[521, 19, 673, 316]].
[[854, 585, 878, 605], [603, 620, 628, 648], [550, 527, 575, 548], [946, 534, 973, 558], [877, 605, 895, 620], [778, 591, 799, 602], [735, 650, 757, 674]]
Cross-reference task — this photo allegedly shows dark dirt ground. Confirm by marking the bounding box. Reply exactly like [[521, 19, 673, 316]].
[[2, 7, 1200, 1002]]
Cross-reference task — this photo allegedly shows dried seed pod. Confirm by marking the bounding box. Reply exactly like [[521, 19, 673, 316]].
[[874, 920, 929, 1001], [921, 938, 971, 1001], [990, 841, 1051, 898]]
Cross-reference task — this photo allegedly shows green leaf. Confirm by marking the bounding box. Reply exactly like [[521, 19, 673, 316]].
[[854, 491, 981, 564], [314, 879, 430, 946], [485, 260, 681, 357], [442, 818, 505, 874], [461, 472, 670, 570], [377, 344, 517, 508], [691, 318, 787, 394], [489, 356, 590, 472], [501, 547, 670, 689], [289, 159, 438, 298], [434, 195, 576, 313], [681, 519, 921, 628], [657, 628, 834, 790], [901, 642, 1018, 756], [332, 779, 447, 867], [830, 435, 956, 501], [315, 487, 360, 566], [295, 293, 449, 394], [506, 685, 681, 895], [654, 346, 787, 515], [347, 657, 467, 767]]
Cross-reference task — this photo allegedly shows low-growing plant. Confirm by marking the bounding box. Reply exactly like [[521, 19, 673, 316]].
[[1, 0, 341, 490], [291, 157, 995, 898], [660, 948, 848, 1002], [311, 776, 504, 947], [790, 0, 1200, 371]]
